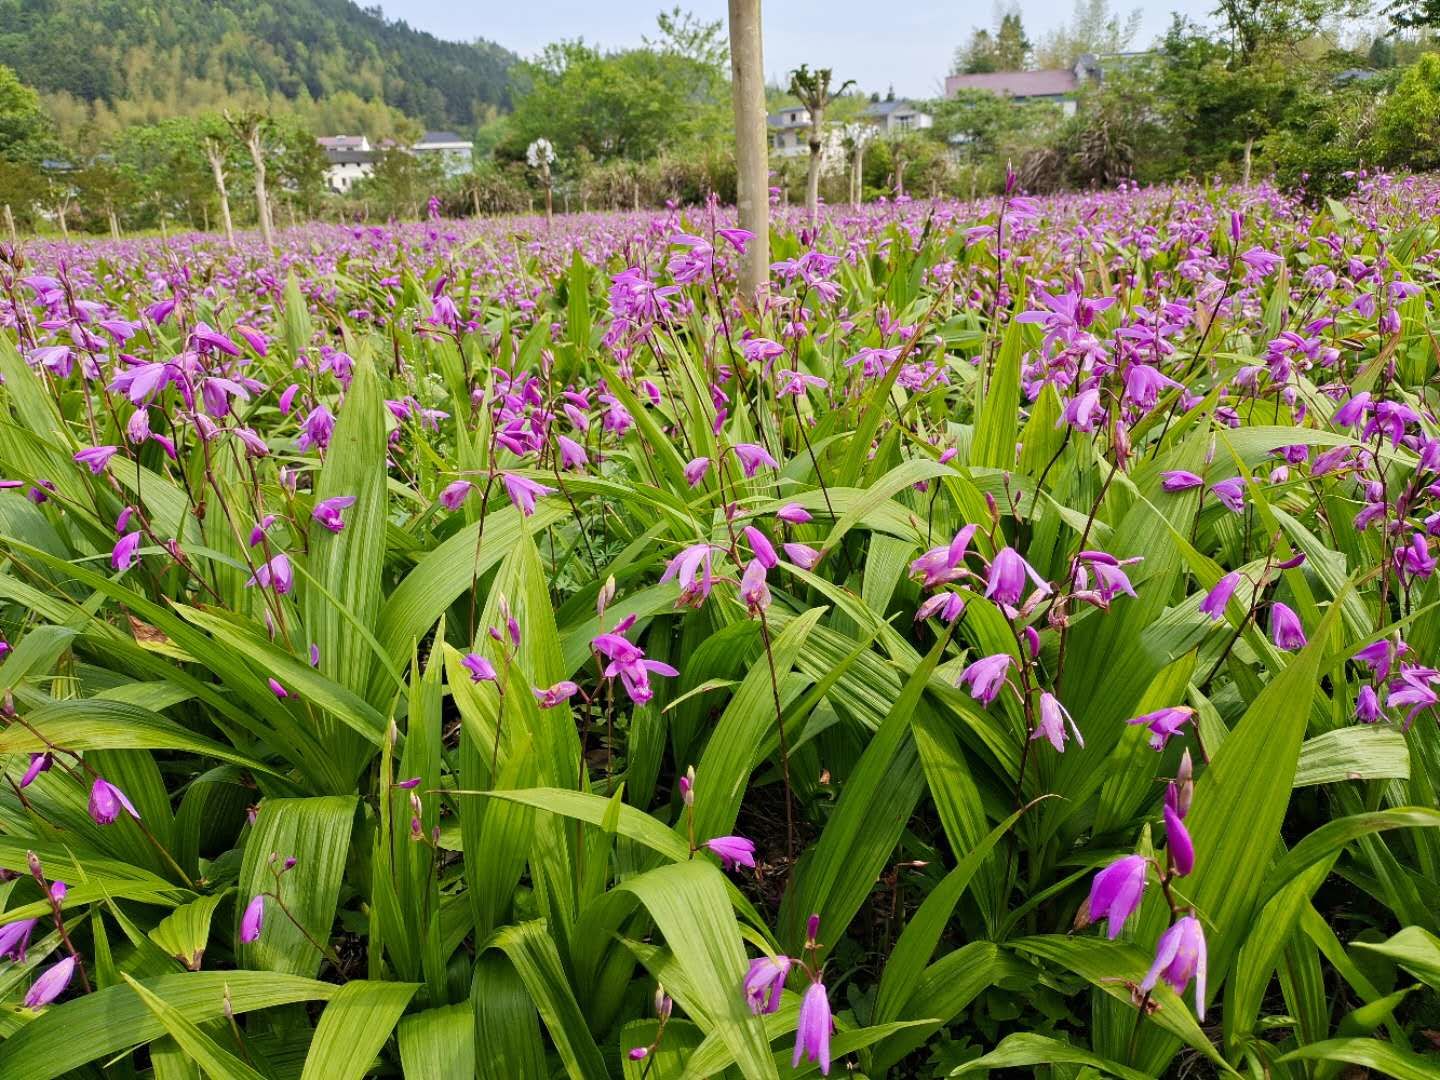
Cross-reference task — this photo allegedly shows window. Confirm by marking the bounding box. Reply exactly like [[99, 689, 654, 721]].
[[895, 114, 913, 130]]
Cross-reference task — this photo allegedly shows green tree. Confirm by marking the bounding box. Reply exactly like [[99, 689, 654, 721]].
[[1034, 0, 1143, 68], [0, 63, 53, 163], [953, 5, 1031, 74], [1372, 52, 1440, 169]]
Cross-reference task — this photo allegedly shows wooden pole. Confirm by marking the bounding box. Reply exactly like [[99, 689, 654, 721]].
[[728, 0, 769, 304]]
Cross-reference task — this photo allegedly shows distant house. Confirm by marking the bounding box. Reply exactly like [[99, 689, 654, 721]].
[[412, 131, 473, 177], [318, 137, 376, 193], [944, 55, 1103, 117], [862, 98, 934, 135], [769, 107, 817, 158]]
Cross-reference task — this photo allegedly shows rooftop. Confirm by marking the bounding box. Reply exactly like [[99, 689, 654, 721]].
[[945, 69, 1080, 99]]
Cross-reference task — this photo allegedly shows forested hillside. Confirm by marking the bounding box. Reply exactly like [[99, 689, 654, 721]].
[[0, 0, 514, 132]]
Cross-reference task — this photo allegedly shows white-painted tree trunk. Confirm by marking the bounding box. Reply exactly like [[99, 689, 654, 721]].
[[205, 139, 236, 249], [805, 105, 824, 227], [244, 128, 275, 247], [728, 0, 769, 303]]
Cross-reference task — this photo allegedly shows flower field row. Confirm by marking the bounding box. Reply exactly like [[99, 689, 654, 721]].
[[0, 176, 1438, 1077]]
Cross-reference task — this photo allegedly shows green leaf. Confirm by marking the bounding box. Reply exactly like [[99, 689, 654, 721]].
[[1354, 926, 1440, 991], [149, 890, 233, 970], [120, 973, 269, 1080], [0, 972, 336, 1080], [619, 861, 778, 1079], [300, 980, 418, 1080], [472, 950, 547, 1080], [1293, 725, 1410, 787], [1276, 1038, 1440, 1080], [398, 1005, 475, 1080], [953, 1033, 1155, 1080], [485, 920, 608, 1080], [971, 319, 1025, 469], [238, 796, 356, 977]]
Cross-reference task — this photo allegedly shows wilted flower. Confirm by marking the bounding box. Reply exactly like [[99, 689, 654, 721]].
[[533, 681, 579, 708]]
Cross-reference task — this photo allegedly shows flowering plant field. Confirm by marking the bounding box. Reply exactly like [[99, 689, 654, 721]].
[[1, 177, 1439, 1079]]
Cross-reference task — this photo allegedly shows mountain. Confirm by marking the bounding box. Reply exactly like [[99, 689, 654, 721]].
[[0, 0, 516, 132]]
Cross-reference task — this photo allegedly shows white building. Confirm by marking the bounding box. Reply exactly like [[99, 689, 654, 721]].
[[413, 132, 473, 178], [768, 108, 845, 164], [862, 98, 935, 135]]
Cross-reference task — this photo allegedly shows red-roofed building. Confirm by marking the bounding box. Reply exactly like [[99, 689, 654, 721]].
[[944, 55, 1103, 117]]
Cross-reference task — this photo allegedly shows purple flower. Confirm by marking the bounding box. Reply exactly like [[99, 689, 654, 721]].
[[1209, 477, 1245, 513], [533, 681, 579, 708], [683, 456, 710, 487], [793, 980, 833, 1074], [89, 776, 141, 825], [1354, 638, 1406, 680], [1165, 804, 1194, 876], [74, 445, 119, 475], [1126, 706, 1194, 751], [661, 543, 719, 605], [592, 631, 678, 705], [312, 495, 356, 534], [985, 547, 1050, 606], [776, 503, 812, 524], [1332, 392, 1371, 427], [1355, 684, 1382, 723], [740, 559, 771, 614], [240, 894, 265, 943], [732, 442, 778, 478], [1199, 571, 1240, 620], [911, 525, 976, 588], [1387, 666, 1439, 726], [743, 954, 792, 1014], [439, 480, 474, 510], [19, 753, 51, 788], [916, 592, 965, 623], [704, 835, 756, 871], [23, 955, 75, 1009], [1269, 602, 1306, 651], [461, 652, 497, 683], [112, 531, 141, 572], [556, 435, 588, 470], [267, 678, 288, 699], [1160, 470, 1204, 492], [1141, 915, 1207, 1019], [1032, 691, 1082, 751], [744, 526, 778, 569], [1075, 550, 1140, 602], [784, 543, 822, 569], [245, 553, 294, 595], [502, 473, 555, 517], [1084, 854, 1147, 939], [958, 654, 1012, 706], [0, 918, 37, 961]]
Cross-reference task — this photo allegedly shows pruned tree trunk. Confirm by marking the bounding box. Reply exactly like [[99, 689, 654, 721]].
[[204, 138, 236, 249], [728, 0, 769, 303], [805, 106, 824, 227], [243, 127, 275, 247], [4, 203, 16, 246], [850, 143, 865, 207], [55, 200, 69, 240], [472, 185, 481, 218], [108, 207, 120, 241], [1242, 135, 1254, 187]]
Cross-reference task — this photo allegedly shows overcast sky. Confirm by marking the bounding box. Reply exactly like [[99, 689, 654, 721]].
[[377, 2, 1220, 100]]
